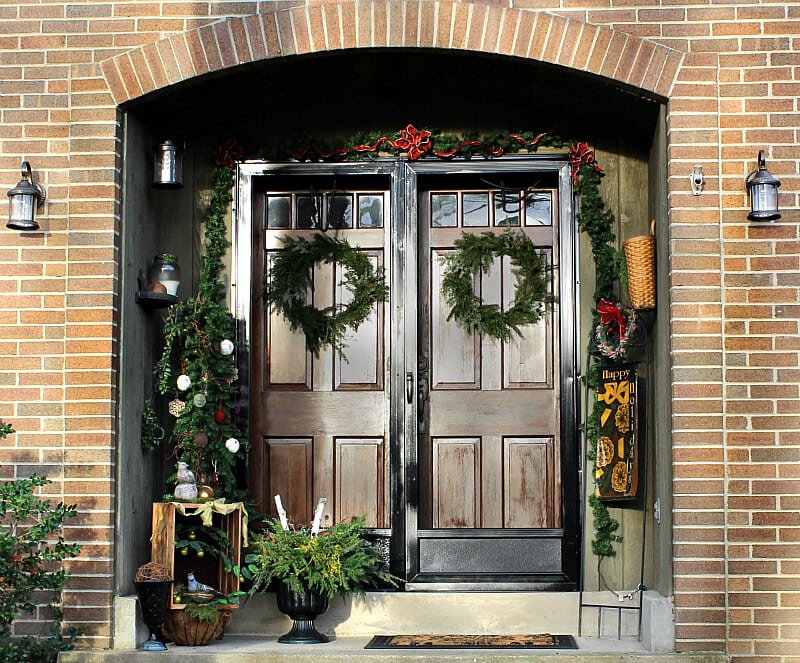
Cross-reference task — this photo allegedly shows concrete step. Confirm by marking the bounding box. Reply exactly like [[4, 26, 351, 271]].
[[59, 590, 704, 662], [58, 636, 728, 663]]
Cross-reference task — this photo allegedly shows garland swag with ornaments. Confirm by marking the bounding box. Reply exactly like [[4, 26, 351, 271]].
[[147, 128, 638, 557], [142, 164, 247, 500]]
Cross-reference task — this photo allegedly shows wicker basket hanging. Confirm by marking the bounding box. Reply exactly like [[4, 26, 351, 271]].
[[623, 221, 656, 310]]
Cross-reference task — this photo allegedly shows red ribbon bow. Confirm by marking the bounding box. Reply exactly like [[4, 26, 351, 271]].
[[597, 298, 627, 337], [568, 141, 604, 184], [215, 138, 243, 168], [388, 124, 432, 161]]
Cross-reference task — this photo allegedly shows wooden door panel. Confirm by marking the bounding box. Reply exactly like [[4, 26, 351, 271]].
[[504, 437, 558, 528], [264, 391, 385, 436], [430, 249, 480, 389], [429, 390, 557, 436], [335, 254, 384, 391], [266, 438, 312, 522], [502, 252, 553, 389], [432, 437, 480, 528], [335, 437, 386, 527], [267, 304, 310, 388]]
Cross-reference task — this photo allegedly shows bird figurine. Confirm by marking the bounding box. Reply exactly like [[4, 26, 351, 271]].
[[174, 462, 198, 500], [187, 572, 218, 594]]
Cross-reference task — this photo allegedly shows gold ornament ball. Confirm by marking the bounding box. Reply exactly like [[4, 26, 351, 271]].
[[173, 595, 182, 604], [196, 549, 205, 558], [197, 485, 215, 499], [179, 548, 189, 557]]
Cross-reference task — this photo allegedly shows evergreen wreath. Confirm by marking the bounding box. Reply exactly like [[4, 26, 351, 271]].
[[263, 233, 389, 356], [441, 230, 553, 341], [593, 297, 639, 362]]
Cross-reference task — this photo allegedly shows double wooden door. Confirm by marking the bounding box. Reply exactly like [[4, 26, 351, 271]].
[[243, 159, 579, 587]]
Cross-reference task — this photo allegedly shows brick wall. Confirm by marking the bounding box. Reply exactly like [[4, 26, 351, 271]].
[[0, 0, 798, 657]]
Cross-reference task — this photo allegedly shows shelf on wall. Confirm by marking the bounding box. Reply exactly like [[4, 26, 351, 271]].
[[150, 501, 245, 610], [136, 291, 179, 308]]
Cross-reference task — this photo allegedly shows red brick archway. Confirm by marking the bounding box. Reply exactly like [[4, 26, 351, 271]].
[[96, 0, 683, 106]]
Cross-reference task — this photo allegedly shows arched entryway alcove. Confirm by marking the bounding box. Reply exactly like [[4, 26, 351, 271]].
[[115, 17, 675, 637]]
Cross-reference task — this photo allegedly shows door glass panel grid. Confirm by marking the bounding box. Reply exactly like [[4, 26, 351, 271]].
[[266, 190, 386, 230], [525, 190, 555, 226], [429, 188, 554, 228]]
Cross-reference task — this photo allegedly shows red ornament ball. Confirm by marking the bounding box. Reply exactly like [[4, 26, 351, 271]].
[[193, 432, 208, 448], [214, 407, 226, 424]]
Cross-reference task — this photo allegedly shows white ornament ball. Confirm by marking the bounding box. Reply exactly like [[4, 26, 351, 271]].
[[177, 374, 192, 391], [220, 339, 234, 356], [225, 437, 240, 454], [193, 393, 207, 408]]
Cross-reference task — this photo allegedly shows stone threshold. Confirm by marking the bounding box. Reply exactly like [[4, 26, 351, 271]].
[[58, 636, 728, 663]]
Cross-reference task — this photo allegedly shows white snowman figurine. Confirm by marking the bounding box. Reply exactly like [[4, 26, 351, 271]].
[[174, 462, 198, 500]]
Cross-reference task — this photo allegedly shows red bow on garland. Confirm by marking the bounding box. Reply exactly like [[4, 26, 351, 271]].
[[597, 298, 627, 337], [354, 125, 432, 160], [215, 138, 243, 168], [568, 142, 604, 184], [390, 124, 432, 161]]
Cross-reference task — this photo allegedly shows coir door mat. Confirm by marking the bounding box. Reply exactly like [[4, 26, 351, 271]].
[[365, 634, 578, 649]]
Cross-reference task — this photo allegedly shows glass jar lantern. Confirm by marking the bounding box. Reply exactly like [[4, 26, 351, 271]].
[[148, 254, 181, 296]]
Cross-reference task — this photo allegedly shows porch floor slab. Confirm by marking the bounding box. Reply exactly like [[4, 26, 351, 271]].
[[58, 636, 728, 663]]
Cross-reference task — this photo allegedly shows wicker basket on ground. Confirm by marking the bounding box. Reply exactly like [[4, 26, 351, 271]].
[[163, 605, 233, 646]]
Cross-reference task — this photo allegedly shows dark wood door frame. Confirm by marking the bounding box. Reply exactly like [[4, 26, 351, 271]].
[[234, 157, 581, 591]]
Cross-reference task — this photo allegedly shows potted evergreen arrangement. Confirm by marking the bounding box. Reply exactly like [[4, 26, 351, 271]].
[[245, 511, 398, 644]]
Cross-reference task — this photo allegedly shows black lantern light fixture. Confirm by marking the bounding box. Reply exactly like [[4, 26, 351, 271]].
[[746, 150, 781, 222], [6, 161, 46, 231], [153, 139, 183, 189]]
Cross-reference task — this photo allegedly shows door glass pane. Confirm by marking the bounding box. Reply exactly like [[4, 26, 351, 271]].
[[525, 191, 552, 226], [431, 193, 457, 227], [328, 194, 353, 229], [297, 194, 321, 229], [463, 192, 489, 227], [358, 194, 383, 228], [493, 191, 521, 226], [267, 195, 291, 228]]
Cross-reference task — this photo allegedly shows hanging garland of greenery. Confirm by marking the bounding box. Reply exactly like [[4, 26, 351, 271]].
[[441, 230, 553, 341], [263, 233, 389, 356], [142, 157, 248, 500]]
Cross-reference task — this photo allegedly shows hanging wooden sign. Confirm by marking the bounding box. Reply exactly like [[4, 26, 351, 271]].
[[595, 363, 639, 501]]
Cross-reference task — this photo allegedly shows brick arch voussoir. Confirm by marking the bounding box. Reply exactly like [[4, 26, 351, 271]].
[[99, 0, 684, 106]]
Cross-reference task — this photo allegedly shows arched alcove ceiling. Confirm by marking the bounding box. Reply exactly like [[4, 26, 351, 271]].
[[127, 49, 661, 155]]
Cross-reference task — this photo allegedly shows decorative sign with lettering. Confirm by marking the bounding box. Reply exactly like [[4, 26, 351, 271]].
[[595, 364, 638, 500]]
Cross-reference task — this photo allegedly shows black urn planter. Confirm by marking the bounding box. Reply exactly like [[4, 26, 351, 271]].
[[134, 580, 172, 651], [275, 582, 330, 644]]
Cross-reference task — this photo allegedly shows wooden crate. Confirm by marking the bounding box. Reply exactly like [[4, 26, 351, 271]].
[[150, 502, 244, 610]]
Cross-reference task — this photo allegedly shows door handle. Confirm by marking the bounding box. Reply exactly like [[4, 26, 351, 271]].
[[417, 356, 429, 425], [406, 372, 414, 404]]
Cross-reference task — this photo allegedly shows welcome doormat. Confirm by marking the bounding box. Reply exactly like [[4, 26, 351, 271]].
[[365, 634, 578, 649]]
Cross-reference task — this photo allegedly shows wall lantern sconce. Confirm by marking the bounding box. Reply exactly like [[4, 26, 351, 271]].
[[153, 139, 183, 189], [746, 150, 781, 222], [7, 161, 46, 231]]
